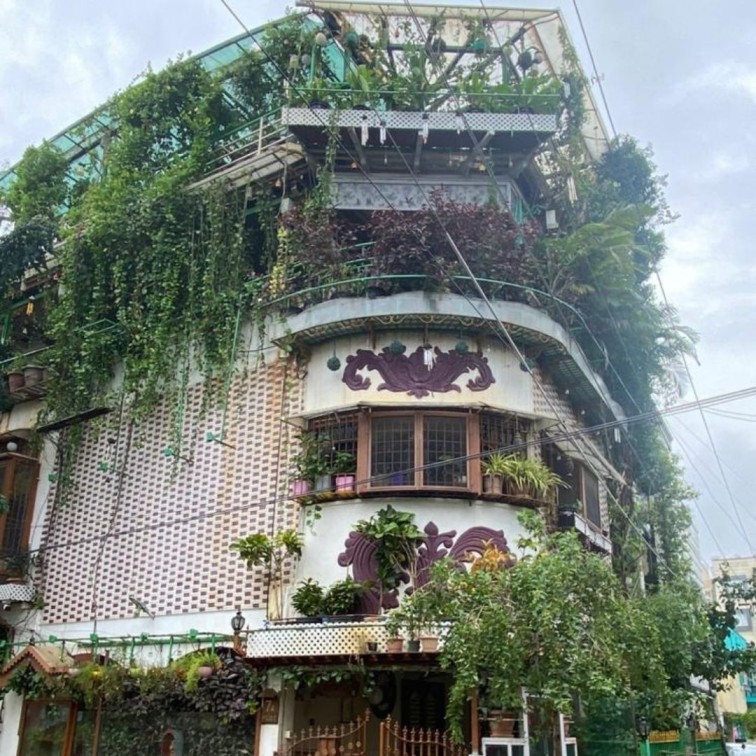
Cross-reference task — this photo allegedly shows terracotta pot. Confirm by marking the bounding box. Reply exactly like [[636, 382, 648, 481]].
[[22, 365, 44, 387], [419, 634, 439, 652], [6, 372, 24, 392], [386, 637, 404, 653], [489, 712, 516, 738], [482, 474, 503, 494]]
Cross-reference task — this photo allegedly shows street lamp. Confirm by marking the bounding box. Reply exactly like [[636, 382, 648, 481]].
[[231, 609, 246, 654], [637, 716, 651, 756]]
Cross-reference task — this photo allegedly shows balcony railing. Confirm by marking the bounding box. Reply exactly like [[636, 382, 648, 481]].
[[246, 618, 445, 659]]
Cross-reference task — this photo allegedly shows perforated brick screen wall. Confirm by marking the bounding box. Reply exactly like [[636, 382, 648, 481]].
[[41, 358, 302, 624]]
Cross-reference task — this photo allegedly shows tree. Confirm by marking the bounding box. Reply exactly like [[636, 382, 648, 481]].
[[414, 512, 651, 741]]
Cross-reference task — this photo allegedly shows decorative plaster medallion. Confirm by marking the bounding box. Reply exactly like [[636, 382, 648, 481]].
[[342, 345, 494, 398], [338, 521, 511, 613]]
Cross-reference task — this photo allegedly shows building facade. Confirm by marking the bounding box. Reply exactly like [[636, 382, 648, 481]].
[[0, 3, 639, 755]]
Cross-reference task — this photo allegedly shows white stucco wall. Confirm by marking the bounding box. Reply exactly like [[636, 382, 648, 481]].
[[0, 693, 23, 756], [303, 331, 534, 417], [291, 496, 528, 603]]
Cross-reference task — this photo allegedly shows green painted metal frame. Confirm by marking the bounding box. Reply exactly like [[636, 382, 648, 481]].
[[0, 13, 340, 195]]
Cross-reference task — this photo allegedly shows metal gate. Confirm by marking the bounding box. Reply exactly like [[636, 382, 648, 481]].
[[379, 716, 467, 756], [282, 712, 370, 756]]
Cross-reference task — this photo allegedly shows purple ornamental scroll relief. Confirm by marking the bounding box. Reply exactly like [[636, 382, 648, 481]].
[[337, 521, 511, 613], [342, 345, 495, 398]]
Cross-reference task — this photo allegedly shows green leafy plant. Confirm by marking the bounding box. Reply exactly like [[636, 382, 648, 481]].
[[322, 577, 367, 615], [291, 430, 330, 483], [494, 454, 564, 500], [331, 451, 356, 475], [291, 576, 367, 617], [172, 649, 221, 693], [230, 529, 303, 619], [354, 506, 424, 609], [291, 578, 325, 617]]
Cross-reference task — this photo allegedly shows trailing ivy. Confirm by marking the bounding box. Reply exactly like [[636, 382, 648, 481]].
[[38, 59, 255, 426]]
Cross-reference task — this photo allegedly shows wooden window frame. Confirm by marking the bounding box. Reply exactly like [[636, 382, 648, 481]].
[[566, 462, 601, 528], [0, 452, 39, 579], [357, 410, 480, 495], [17, 699, 78, 756]]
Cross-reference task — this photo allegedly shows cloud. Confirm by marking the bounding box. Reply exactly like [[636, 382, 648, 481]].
[[671, 60, 756, 104]]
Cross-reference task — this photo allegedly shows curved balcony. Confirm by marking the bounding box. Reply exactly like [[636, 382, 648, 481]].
[[267, 275, 625, 424]]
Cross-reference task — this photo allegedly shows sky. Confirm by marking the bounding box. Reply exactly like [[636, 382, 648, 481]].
[[1, 0, 755, 567]]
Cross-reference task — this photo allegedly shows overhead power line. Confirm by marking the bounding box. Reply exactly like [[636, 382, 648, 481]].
[[34, 383, 756, 558]]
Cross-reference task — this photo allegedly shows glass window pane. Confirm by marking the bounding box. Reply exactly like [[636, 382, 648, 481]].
[[583, 468, 601, 526], [72, 709, 97, 756], [3, 460, 35, 559], [19, 701, 71, 756], [423, 416, 466, 487], [371, 417, 414, 486]]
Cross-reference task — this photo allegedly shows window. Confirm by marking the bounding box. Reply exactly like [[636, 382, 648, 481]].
[[545, 447, 602, 528], [480, 414, 529, 456], [308, 413, 359, 470], [735, 607, 752, 630], [0, 442, 38, 576], [18, 701, 76, 756], [368, 413, 471, 489]]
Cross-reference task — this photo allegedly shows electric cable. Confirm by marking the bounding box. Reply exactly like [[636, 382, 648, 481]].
[[393, 0, 684, 576], [669, 415, 756, 528], [654, 268, 755, 554], [569, 0, 616, 139], [31, 384, 756, 558]]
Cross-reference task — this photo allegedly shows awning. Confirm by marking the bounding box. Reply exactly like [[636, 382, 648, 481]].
[[0, 644, 74, 686]]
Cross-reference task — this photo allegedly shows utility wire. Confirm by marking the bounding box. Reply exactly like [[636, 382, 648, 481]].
[[669, 415, 756, 528], [654, 269, 755, 554], [397, 0, 684, 578], [569, 0, 616, 139], [33, 383, 756, 558]]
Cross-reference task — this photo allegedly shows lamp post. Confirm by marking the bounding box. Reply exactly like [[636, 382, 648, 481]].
[[231, 609, 246, 654], [637, 716, 651, 756]]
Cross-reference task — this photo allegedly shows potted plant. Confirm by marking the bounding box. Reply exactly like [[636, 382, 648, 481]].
[[481, 452, 509, 494], [230, 529, 303, 620], [175, 650, 221, 693], [291, 577, 326, 620], [487, 709, 518, 737], [332, 451, 356, 492], [399, 582, 445, 653], [498, 454, 564, 501], [384, 611, 405, 653], [291, 577, 367, 619], [5, 369, 24, 393], [3, 550, 29, 582], [291, 431, 331, 493], [322, 576, 367, 616]]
